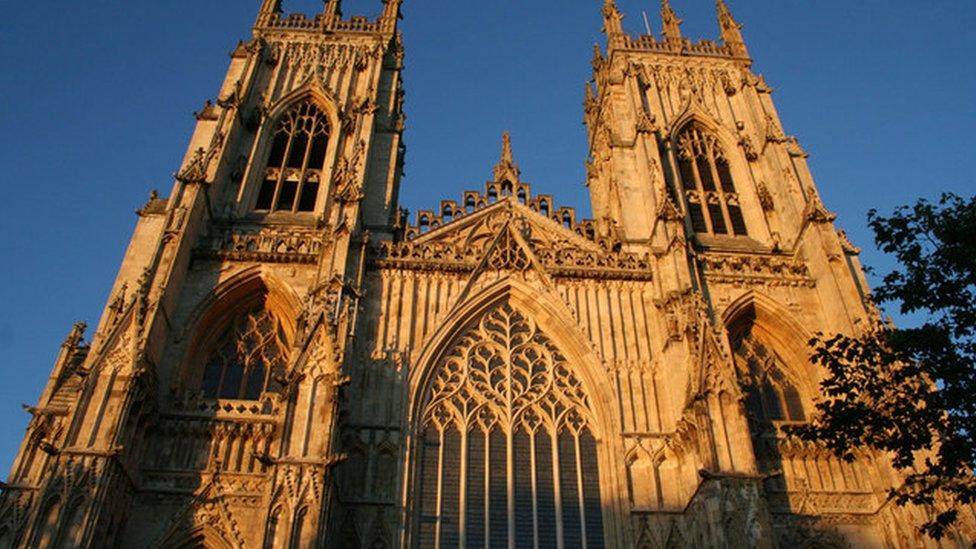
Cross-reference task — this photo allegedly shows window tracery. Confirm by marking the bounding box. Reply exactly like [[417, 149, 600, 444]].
[[414, 303, 604, 548], [675, 125, 748, 236], [255, 101, 329, 213], [201, 309, 289, 400], [732, 333, 805, 423]]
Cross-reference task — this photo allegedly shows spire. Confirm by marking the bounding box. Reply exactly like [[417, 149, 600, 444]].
[[493, 132, 521, 183], [660, 0, 683, 47], [602, 0, 624, 38], [716, 0, 749, 58]]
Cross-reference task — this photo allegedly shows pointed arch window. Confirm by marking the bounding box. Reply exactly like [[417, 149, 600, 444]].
[[732, 334, 805, 423], [201, 308, 289, 400], [255, 101, 329, 213], [413, 303, 605, 548], [675, 125, 748, 236]]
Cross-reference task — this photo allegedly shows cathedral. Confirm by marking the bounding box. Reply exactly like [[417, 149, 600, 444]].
[[2, 1, 972, 547]]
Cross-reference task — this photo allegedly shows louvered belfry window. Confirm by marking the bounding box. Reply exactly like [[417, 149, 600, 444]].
[[675, 125, 748, 236], [415, 304, 605, 548], [255, 101, 329, 213]]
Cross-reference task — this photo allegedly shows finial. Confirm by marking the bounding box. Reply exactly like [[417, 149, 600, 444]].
[[324, 0, 341, 19], [382, 0, 402, 21], [602, 0, 624, 38], [501, 132, 514, 166], [584, 81, 595, 104], [716, 0, 749, 57], [62, 322, 87, 350], [493, 132, 520, 183], [592, 43, 604, 73], [660, 0, 683, 46], [255, 0, 282, 27], [258, 0, 281, 13]]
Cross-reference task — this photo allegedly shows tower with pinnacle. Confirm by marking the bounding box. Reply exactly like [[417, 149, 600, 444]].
[[1, 1, 972, 547]]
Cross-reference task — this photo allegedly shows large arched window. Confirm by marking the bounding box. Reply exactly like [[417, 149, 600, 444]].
[[675, 125, 748, 236], [255, 101, 329, 213], [732, 331, 805, 424], [201, 308, 289, 400], [414, 303, 605, 548], [731, 324, 806, 480]]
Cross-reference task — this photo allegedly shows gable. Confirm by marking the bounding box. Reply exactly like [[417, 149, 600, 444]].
[[378, 197, 651, 281]]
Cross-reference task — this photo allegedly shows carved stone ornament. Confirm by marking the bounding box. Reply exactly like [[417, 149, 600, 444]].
[[755, 181, 774, 211], [700, 252, 815, 288], [378, 200, 651, 281]]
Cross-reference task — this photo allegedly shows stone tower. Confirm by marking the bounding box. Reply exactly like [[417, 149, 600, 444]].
[[0, 0, 405, 546], [1, 1, 972, 548]]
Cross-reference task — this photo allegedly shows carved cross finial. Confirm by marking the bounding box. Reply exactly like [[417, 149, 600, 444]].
[[493, 132, 521, 183], [716, 0, 749, 57], [660, 0, 683, 45]]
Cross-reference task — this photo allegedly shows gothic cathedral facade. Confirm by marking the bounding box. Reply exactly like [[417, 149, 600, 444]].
[[2, 1, 972, 547]]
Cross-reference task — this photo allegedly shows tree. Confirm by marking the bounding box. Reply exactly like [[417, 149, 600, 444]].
[[793, 193, 976, 539]]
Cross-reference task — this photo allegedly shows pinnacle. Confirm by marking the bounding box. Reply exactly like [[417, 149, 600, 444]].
[[493, 132, 520, 182], [500, 132, 514, 166]]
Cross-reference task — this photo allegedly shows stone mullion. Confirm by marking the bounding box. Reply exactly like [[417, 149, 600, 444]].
[[529, 432, 539, 549], [483, 428, 491, 549], [434, 428, 446, 549], [573, 433, 589, 549], [270, 122, 295, 211], [550, 427, 565, 549], [688, 145, 716, 234], [505, 335, 516, 548], [458, 423, 468, 549], [706, 142, 736, 235]]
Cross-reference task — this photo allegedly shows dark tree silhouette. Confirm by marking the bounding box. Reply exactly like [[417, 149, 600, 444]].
[[794, 193, 976, 539]]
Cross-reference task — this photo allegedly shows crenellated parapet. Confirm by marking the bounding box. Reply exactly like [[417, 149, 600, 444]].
[[254, 0, 400, 36], [598, 0, 751, 65]]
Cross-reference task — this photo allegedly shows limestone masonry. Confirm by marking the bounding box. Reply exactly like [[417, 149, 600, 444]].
[[2, 1, 973, 547]]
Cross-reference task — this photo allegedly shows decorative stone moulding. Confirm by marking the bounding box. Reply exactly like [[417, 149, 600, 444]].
[[196, 225, 324, 264]]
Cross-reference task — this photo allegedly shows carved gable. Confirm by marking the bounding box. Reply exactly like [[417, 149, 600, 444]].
[[379, 197, 651, 281]]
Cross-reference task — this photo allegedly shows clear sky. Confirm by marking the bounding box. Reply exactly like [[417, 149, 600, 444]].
[[0, 1, 973, 472]]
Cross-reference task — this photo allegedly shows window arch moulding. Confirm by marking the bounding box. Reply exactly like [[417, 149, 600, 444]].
[[175, 270, 300, 408]]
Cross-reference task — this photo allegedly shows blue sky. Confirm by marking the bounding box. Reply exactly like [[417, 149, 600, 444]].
[[0, 1, 973, 472]]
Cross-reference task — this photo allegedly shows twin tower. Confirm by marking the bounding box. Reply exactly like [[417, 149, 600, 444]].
[[1, 1, 969, 547]]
